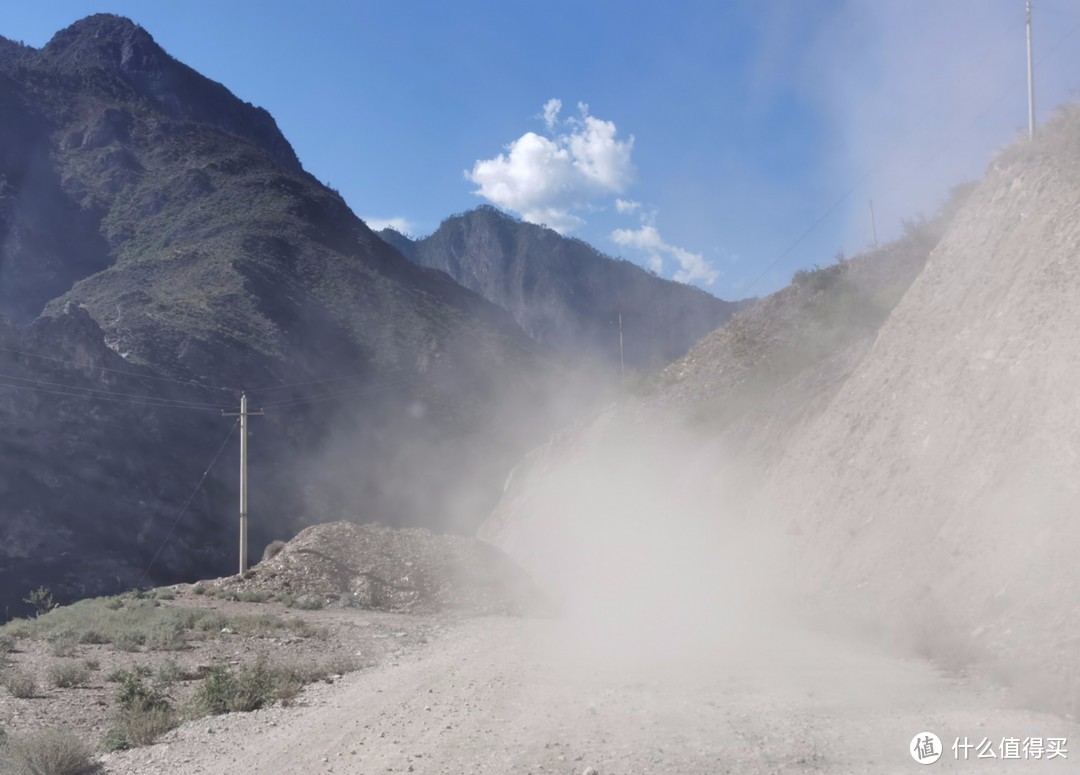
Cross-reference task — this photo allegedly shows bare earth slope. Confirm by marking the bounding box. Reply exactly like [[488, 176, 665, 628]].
[[755, 106, 1080, 710]]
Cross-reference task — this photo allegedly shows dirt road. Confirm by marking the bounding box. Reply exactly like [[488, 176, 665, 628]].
[[101, 615, 1079, 774]]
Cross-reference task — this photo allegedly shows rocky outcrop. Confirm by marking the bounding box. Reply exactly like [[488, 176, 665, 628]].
[[205, 521, 547, 615]]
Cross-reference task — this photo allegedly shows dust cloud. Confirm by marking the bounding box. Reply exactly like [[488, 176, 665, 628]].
[[484, 412, 803, 678]]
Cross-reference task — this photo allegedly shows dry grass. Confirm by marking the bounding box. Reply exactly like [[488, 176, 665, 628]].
[[0, 727, 97, 775], [1, 668, 37, 698], [46, 660, 92, 689]]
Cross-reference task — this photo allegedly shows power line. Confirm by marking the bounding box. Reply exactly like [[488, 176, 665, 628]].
[[0, 344, 238, 393], [0, 371, 231, 409], [252, 369, 388, 393], [0, 378, 230, 412], [737, 175, 870, 295], [136, 418, 240, 587], [258, 378, 416, 410]]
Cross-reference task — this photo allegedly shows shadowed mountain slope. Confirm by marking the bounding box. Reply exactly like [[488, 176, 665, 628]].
[[380, 206, 747, 370], [0, 15, 579, 618]]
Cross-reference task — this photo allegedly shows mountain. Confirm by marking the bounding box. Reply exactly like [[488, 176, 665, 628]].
[[0, 15, 580, 618], [379, 206, 747, 370]]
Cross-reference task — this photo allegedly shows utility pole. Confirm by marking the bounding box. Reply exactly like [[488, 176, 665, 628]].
[[618, 313, 625, 381], [869, 199, 878, 248], [223, 392, 263, 575], [1027, 0, 1035, 140]]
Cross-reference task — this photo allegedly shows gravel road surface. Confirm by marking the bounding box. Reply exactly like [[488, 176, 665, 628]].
[[101, 615, 1079, 774]]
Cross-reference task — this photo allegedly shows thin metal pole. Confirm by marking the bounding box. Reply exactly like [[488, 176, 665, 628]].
[[1027, 0, 1035, 140], [869, 200, 878, 248], [618, 313, 625, 380]]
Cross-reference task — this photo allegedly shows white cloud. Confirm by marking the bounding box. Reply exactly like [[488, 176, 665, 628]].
[[364, 216, 414, 235], [542, 98, 562, 131], [615, 198, 641, 214], [466, 101, 635, 233], [612, 224, 719, 286]]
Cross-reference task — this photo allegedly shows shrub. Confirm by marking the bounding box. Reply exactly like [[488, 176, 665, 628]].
[[144, 628, 186, 652], [106, 698, 176, 749], [2, 596, 305, 655], [48, 632, 79, 657], [77, 629, 108, 645], [47, 661, 91, 689], [261, 540, 287, 563], [116, 672, 170, 714], [114, 633, 143, 652], [105, 670, 178, 747], [1, 728, 95, 775], [155, 589, 176, 601], [23, 586, 56, 617], [105, 665, 150, 683], [2, 669, 37, 698], [154, 658, 181, 688], [100, 727, 129, 753], [0, 634, 17, 654]]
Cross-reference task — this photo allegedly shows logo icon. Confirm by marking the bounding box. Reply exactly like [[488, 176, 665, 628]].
[[911, 732, 942, 764]]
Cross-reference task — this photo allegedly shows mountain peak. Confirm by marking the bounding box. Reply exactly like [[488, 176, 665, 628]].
[[398, 206, 742, 368], [43, 14, 161, 72], [37, 14, 302, 174]]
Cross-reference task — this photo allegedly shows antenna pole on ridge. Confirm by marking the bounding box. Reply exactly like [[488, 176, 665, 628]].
[[869, 200, 878, 248], [618, 313, 625, 381], [1027, 0, 1036, 140]]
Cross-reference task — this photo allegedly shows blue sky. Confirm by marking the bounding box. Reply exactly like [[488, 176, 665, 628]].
[[6, 1, 1080, 300]]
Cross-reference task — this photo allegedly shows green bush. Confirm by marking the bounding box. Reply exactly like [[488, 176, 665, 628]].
[[192, 653, 358, 716], [46, 661, 91, 689], [103, 670, 179, 749], [0, 728, 94, 775], [106, 698, 176, 749], [101, 727, 129, 753], [116, 671, 171, 714], [0, 596, 312, 656]]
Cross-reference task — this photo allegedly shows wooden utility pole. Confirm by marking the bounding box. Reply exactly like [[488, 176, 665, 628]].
[[223, 392, 263, 574], [1027, 0, 1035, 140]]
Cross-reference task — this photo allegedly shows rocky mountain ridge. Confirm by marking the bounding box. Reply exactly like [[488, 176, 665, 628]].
[[380, 206, 748, 370]]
